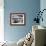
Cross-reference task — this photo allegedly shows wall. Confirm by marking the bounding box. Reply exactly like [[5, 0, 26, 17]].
[[4, 0, 40, 42], [40, 0, 46, 27]]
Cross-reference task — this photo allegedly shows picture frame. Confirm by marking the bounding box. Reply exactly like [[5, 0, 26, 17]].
[[10, 13, 26, 26]]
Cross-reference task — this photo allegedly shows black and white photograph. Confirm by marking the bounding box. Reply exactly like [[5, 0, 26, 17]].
[[10, 13, 26, 26]]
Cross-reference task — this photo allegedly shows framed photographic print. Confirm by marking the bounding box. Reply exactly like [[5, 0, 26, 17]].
[[10, 13, 26, 26]]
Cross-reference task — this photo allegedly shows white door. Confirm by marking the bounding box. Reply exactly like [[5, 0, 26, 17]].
[[0, 0, 4, 42]]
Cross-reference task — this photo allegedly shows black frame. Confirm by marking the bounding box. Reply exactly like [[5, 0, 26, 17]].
[[10, 13, 26, 26]]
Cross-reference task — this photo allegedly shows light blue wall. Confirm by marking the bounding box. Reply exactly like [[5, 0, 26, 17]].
[[40, 0, 46, 27], [4, 0, 40, 42]]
